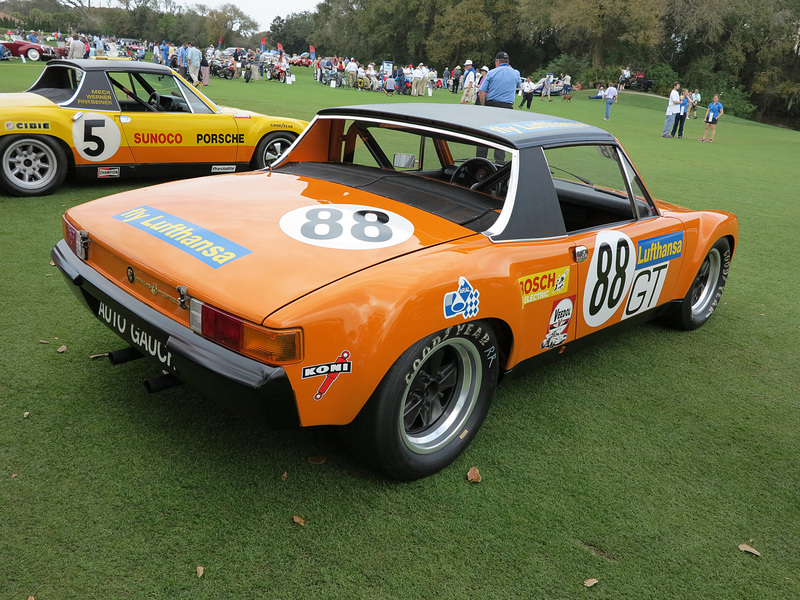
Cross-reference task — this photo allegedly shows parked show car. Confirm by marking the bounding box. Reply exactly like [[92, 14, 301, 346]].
[[0, 34, 59, 61], [0, 59, 307, 196], [52, 104, 738, 480], [533, 74, 564, 96]]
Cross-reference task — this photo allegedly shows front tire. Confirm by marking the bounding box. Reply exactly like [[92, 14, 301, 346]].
[[251, 131, 298, 169], [27, 48, 41, 61], [669, 237, 731, 330], [346, 321, 500, 480], [0, 135, 67, 197]]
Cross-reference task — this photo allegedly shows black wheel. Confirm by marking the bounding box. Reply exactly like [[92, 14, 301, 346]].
[[450, 157, 497, 187], [251, 131, 298, 168], [669, 237, 731, 330], [26, 47, 41, 61], [346, 321, 500, 480], [0, 135, 67, 197], [225, 69, 234, 80]]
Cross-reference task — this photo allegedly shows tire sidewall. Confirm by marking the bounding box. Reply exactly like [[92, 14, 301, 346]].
[[351, 321, 500, 480], [679, 237, 731, 330], [0, 135, 67, 197], [252, 131, 296, 169]]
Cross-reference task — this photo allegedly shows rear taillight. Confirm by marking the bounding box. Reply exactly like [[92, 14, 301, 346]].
[[63, 216, 89, 259], [190, 298, 302, 365]]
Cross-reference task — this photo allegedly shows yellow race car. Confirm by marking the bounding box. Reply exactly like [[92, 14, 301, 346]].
[[0, 59, 307, 196]]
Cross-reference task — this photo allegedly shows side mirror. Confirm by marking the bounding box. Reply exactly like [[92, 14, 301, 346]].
[[393, 153, 417, 169]]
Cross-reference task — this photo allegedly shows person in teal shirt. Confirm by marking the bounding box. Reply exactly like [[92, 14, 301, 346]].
[[699, 94, 724, 142]]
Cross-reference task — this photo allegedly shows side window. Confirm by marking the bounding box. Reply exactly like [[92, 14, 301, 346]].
[[544, 145, 638, 233], [107, 72, 136, 105], [175, 78, 215, 114]]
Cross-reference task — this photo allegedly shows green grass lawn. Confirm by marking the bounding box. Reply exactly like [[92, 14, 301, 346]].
[[1, 61, 799, 599]]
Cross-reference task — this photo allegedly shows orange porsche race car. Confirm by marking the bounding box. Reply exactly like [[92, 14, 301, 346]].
[[0, 59, 306, 196], [52, 104, 738, 480]]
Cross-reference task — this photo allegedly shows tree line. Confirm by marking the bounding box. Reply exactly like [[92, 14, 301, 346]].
[[2, 0, 799, 126]]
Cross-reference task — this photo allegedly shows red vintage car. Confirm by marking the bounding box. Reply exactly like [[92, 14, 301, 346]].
[[0, 34, 59, 61]]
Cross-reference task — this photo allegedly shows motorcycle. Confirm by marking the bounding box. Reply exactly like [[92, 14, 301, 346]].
[[210, 58, 234, 79], [266, 61, 290, 83], [320, 68, 343, 87]]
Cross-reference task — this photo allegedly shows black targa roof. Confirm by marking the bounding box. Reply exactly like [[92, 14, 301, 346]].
[[45, 58, 177, 75], [317, 104, 617, 149]]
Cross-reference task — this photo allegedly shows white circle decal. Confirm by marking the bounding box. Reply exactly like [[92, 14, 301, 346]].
[[583, 230, 636, 328], [280, 204, 415, 250], [72, 113, 121, 162]]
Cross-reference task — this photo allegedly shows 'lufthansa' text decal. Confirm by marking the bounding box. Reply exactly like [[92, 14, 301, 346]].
[[114, 206, 252, 268]]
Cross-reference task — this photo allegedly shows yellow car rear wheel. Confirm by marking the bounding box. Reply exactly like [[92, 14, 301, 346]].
[[0, 135, 67, 197]]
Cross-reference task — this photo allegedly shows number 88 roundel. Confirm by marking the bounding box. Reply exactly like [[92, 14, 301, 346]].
[[582, 230, 636, 328], [279, 204, 415, 250]]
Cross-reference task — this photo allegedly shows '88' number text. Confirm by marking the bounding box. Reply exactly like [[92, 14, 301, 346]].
[[280, 204, 415, 250], [582, 231, 636, 328]]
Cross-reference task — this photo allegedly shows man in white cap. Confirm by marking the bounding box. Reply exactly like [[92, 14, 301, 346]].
[[345, 57, 358, 88], [412, 63, 424, 96], [366, 62, 379, 90], [460, 60, 477, 104]]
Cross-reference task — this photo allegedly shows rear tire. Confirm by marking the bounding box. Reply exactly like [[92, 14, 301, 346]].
[[0, 135, 67, 197], [669, 237, 731, 330], [346, 321, 499, 480], [251, 131, 298, 169]]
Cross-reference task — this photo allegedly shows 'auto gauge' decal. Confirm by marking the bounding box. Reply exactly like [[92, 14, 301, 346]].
[[72, 113, 121, 162], [583, 230, 636, 328], [302, 350, 352, 401], [541, 296, 575, 349], [444, 277, 480, 320], [279, 204, 414, 250]]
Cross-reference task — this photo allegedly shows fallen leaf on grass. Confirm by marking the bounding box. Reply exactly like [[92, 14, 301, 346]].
[[24, 412, 30, 419], [281, 471, 288, 481], [49, 260, 55, 266], [57, 345, 67, 353], [293, 515, 306, 526], [12, 474, 19, 478], [29, 596, 36, 600], [196, 566, 204, 577], [307, 456, 326, 465], [584, 578, 599, 587], [90, 353, 108, 360], [38, 340, 50, 344], [738, 543, 761, 556], [467, 466, 482, 482]]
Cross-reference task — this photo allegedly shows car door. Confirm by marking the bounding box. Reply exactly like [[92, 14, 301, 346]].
[[108, 70, 239, 165], [540, 144, 686, 338]]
